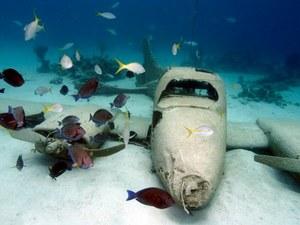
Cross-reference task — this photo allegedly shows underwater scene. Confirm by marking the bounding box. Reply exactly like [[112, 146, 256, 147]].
[[0, 0, 300, 224]]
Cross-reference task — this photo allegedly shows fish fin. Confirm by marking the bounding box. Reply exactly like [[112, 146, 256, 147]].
[[126, 190, 137, 201], [115, 59, 126, 74], [42, 105, 49, 113], [110, 103, 114, 108], [184, 127, 193, 138], [72, 95, 80, 102], [0, 88, 5, 93], [8, 105, 13, 114], [89, 114, 93, 122], [176, 43, 181, 49], [58, 121, 62, 126]]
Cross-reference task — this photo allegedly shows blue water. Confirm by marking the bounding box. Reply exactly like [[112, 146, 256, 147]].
[[1, 0, 299, 58]]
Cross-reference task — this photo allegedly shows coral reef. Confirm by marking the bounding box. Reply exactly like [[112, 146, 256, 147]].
[[34, 45, 51, 73]]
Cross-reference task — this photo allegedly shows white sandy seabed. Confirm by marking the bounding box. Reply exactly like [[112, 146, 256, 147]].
[[0, 67, 300, 225]]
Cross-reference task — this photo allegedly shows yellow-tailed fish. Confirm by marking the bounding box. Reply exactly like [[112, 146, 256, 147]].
[[172, 43, 180, 56], [115, 59, 145, 75], [43, 103, 63, 113], [96, 12, 116, 20], [185, 125, 214, 138], [24, 13, 44, 41]]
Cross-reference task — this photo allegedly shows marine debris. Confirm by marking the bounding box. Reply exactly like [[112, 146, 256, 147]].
[[136, 38, 166, 86], [34, 45, 51, 73]]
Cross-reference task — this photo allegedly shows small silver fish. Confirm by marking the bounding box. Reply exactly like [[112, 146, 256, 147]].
[[34, 86, 52, 96]]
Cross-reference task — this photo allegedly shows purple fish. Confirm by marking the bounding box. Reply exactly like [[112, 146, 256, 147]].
[[89, 109, 113, 127], [0, 113, 17, 130], [126, 187, 175, 209], [0, 68, 24, 87], [73, 78, 98, 101], [110, 93, 130, 108], [8, 106, 25, 128], [56, 123, 86, 142]]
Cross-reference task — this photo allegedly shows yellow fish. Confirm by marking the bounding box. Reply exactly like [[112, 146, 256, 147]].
[[184, 125, 214, 138], [115, 59, 145, 75], [43, 103, 63, 113]]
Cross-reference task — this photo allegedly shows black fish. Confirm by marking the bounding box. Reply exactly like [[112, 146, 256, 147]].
[[16, 154, 24, 171], [90, 132, 109, 146], [49, 161, 71, 179], [126, 71, 135, 78], [0, 88, 4, 93], [72, 78, 98, 101], [58, 115, 80, 126], [0, 112, 17, 130], [0, 68, 24, 87], [110, 93, 130, 108], [89, 109, 113, 127], [60, 85, 69, 95]]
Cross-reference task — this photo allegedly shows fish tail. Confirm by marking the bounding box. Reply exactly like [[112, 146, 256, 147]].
[[42, 106, 49, 113], [115, 59, 126, 74], [96, 12, 102, 17], [184, 127, 194, 138], [110, 103, 114, 108], [89, 114, 93, 122], [126, 190, 137, 201], [0, 73, 3, 79], [72, 95, 80, 102]]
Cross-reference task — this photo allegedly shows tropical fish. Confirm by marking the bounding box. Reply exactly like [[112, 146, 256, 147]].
[[0, 68, 25, 87], [0, 88, 5, 93], [8, 106, 25, 128], [59, 42, 74, 51], [12, 20, 23, 27], [49, 161, 71, 179], [94, 64, 102, 75], [68, 144, 93, 169], [126, 187, 175, 209], [90, 132, 109, 146], [16, 154, 24, 171], [96, 12, 116, 20], [115, 59, 145, 75], [58, 115, 80, 126], [119, 110, 132, 148], [183, 41, 198, 47], [89, 109, 113, 127], [43, 103, 63, 113], [107, 28, 117, 36], [225, 17, 237, 24], [24, 14, 44, 41], [185, 125, 214, 138], [59, 85, 69, 95], [34, 86, 52, 96], [111, 2, 120, 9], [56, 123, 86, 142], [0, 113, 17, 130], [60, 54, 73, 70], [75, 50, 81, 61], [72, 78, 99, 101], [172, 43, 180, 56], [110, 93, 130, 108]]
